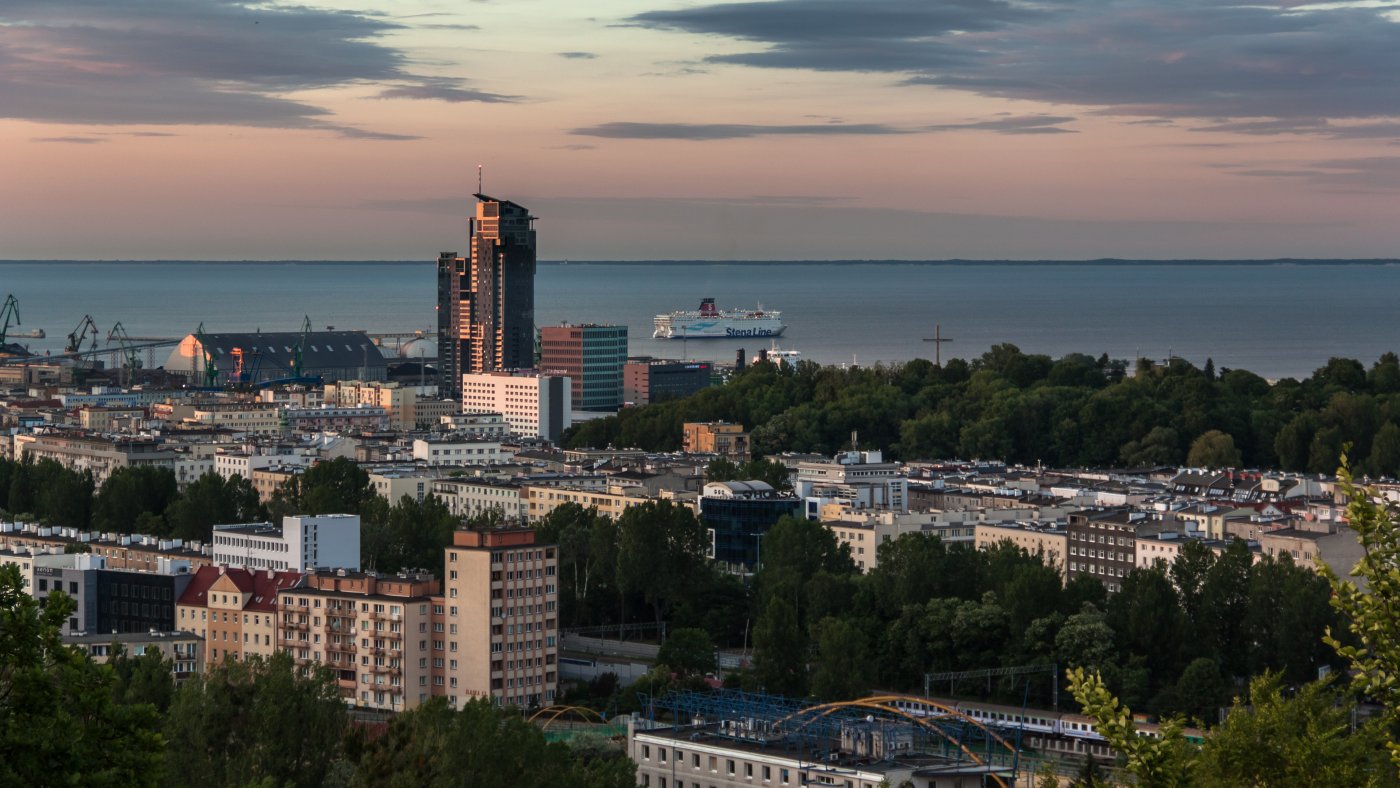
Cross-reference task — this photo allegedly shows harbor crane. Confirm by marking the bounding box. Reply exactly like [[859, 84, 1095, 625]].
[[66, 315, 100, 354], [193, 323, 220, 388], [108, 322, 143, 386], [0, 294, 20, 346]]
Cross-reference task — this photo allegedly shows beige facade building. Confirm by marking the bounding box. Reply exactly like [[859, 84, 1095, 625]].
[[324, 380, 418, 431], [414, 398, 459, 429], [188, 404, 283, 434], [13, 429, 178, 485], [78, 406, 145, 432], [65, 630, 204, 682], [279, 569, 440, 712], [176, 564, 303, 667], [974, 523, 1070, 577], [439, 528, 557, 709], [521, 483, 697, 523], [682, 421, 750, 462]]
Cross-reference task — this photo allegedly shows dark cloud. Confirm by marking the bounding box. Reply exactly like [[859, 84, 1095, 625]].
[[32, 136, 105, 144], [1193, 118, 1400, 141], [419, 23, 481, 31], [926, 115, 1076, 135], [0, 0, 508, 135], [570, 121, 911, 139], [630, 0, 1400, 127], [374, 78, 520, 104], [559, 51, 597, 59], [1229, 157, 1400, 191]]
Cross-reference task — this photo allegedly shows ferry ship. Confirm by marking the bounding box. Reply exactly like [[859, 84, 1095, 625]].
[[653, 298, 786, 340]]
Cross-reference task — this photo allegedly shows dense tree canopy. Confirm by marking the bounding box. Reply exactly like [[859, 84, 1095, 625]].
[[564, 349, 1400, 475]]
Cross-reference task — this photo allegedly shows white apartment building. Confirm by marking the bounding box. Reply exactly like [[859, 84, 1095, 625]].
[[211, 514, 360, 572], [213, 447, 314, 482], [460, 372, 571, 443], [411, 436, 508, 466], [430, 479, 527, 522]]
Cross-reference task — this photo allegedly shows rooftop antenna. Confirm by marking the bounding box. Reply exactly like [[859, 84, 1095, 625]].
[[477, 164, 482, 194]]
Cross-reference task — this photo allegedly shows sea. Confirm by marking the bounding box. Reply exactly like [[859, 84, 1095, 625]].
[[1, 260, 1397, 381]]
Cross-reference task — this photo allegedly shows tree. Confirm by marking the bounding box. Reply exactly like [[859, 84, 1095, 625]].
[[350, 697, 634, 787], [93, 465, 179, 534], [1194, 673, 1394, 786], [1186, 430, 1241, 469], [616, 500, 709, 627], [163, 652, 347, 788], [1323, 461, 1400, 767], [164, 472, 265, 541], [272, 457, 374, 517], [108, 643, 176, 713], [657, 628, 717, 677], [1067, 667, 1194, 787], [810, 617, 873, 701], [0, 565, 163, 785], [753, 595, 806, 697]]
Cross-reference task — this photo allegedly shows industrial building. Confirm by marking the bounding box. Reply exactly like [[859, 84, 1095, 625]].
[[628, 690, 1019, 788], [437, 193, 538, 398], [538, 323, 628, 412], [163, 330, 387, 385]]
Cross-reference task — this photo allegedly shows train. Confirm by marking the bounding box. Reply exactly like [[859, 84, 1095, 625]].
[[887, 696, 1205, 759]]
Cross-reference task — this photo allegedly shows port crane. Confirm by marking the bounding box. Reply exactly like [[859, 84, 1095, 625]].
[[193, 323, 221, 388], [66, 315, 100, 354], [253, 316, 323, 388], [0, 294, 20, 347], [108, 322, 143, 386]]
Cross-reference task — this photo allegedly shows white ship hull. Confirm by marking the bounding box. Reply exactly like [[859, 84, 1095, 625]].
[[654, 298, 786, 339]]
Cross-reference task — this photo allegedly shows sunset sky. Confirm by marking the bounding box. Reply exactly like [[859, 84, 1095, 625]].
[[3, 0, 1399, 260]]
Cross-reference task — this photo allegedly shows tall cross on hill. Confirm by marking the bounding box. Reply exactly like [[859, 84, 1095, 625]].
[[922, 323, 953, 366]]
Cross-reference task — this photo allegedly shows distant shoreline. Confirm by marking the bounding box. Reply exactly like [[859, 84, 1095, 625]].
[[1, 258, 1398, 266]]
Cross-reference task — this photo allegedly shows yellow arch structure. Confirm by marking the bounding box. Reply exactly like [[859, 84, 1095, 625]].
[[773, 694, 1017, 788], [526, 704, 606, 730]]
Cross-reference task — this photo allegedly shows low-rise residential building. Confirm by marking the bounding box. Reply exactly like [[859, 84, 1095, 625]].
[[323, 380, 417, 431], [439, 412, 510, 439], [521, 483, 696, 523], [682, 421, 749, 462], [211, 514, 360, 572], [431, 478, 528, 522], [14, 429, 178, 485], [176, 564, 302, 666], [411, 435, 507, 466], [975, 522, 1070, 576], [279, 568, 440, 712], [64, 630, 204, 682], [370, 468, 448, 505], [283, 405, 388, 432], [188, 404, 283, 434]]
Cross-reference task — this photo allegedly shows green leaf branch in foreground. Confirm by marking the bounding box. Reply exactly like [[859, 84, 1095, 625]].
[[1323, 457, 1400, 767]]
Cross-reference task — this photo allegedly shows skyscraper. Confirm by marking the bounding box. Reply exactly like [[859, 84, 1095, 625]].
[[437, 193, 537, 399]]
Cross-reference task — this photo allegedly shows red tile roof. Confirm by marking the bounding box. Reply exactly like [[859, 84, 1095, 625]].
[[176, 564, 302, 610]]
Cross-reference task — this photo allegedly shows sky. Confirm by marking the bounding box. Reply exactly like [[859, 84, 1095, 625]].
[[2, 0, 1400, 260]]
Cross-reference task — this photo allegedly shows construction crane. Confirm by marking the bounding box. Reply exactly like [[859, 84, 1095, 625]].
[[108, 322, 143, 386], [66, 315, 100, 354], [0, 294, 20, 347]]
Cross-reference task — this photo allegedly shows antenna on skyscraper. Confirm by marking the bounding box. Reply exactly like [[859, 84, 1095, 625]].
[[477, 164, 483, 194]]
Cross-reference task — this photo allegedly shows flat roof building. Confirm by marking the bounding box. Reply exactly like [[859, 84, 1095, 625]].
[[211, 514, 360, 572], [539, 323, 628, 412]]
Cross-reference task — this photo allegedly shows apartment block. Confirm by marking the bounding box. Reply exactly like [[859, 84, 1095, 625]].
[[323, 380, 417, 430], [439, 528, 558, 708], [460, 371, 571, 442], [175, 564, 302, 666], [278, 569, 440, 712]]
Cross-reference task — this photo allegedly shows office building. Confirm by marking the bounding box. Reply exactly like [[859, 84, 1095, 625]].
[[211, 514, 361, 572], [538, 323, 628, 412], [437, 194, 538, 398], [30, 553, 194, 635], [700, 481, 801, 574], [623, 357, 711, 405], [440, 528, 558, 709], [794, 450, 908, 518], [460, 371, 570, 443]]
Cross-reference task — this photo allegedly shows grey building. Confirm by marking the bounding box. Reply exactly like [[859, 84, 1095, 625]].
[[164, 330, 387, 385]]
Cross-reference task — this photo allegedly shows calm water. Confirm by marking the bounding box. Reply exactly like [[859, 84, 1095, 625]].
[[1, 261, 1397, 380]]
